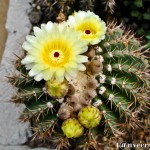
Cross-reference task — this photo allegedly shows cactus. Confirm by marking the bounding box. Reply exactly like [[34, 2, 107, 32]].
[[9, 8, 149, 150]]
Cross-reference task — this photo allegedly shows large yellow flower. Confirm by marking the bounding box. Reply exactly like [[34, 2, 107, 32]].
[[21, 22, 88, 82], [67, 11, 107, 45]]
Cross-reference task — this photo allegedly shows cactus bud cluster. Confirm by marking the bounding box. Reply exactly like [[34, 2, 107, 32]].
[[62, 106, 101, 138]]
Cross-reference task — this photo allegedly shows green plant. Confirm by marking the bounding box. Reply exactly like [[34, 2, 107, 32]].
[[9, 17, 149, 149], [94, 21, 149, 138]]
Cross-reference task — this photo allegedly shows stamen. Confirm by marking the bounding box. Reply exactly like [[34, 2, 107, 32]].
[[49, 50, 64, 65], [54, 52, 59, 57], [85, 30, 91, 34]]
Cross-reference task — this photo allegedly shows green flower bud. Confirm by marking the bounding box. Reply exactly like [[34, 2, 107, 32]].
[[46, 80, 69, 99]]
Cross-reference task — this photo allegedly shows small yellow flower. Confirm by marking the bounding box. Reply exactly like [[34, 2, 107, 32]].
[[67, 11, 107, 45], [61, 118, 84, 138], [21, 22, 88, 82]]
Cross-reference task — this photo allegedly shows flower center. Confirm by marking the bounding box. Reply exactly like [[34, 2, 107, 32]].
[[85, 30, 91, 34], [54, 52, 60, 58], [49, 50, 64, 65]]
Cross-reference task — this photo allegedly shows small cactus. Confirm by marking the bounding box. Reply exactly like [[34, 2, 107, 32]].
[[10, 8, 149, 150]]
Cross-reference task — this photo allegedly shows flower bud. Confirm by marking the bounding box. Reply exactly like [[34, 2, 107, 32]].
[[58, 104, 73, 120], [46, 80, 69, 99], [78, 106, 101, 128], [61, 118, 84, 138]]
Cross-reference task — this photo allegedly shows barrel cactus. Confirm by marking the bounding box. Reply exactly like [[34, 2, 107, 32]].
[[9, 9, 149, 149]]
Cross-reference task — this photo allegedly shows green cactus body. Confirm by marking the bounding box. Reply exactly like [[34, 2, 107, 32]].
[[92, 23, 149, 137], [10, 19, 149, 149]]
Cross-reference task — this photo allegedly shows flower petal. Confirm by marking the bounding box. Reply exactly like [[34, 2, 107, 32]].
[[77, 55, 88, 63], [65, 73, 72, 81], [33, 26, 42, 37], [43, 69, 55, 81], [34, 72, 43, 81], [55, 68, 65, 82], [46, 21, 54, 31], [64, 62, 78, 69], [25, 63, 34, 70], [26, 35, 36, 43], [29, 64, 47, 77], [66, 68, 77, 78], [22, 41, 32, 51], [78, 64, 86, 71], [21, 55, 35, 64]]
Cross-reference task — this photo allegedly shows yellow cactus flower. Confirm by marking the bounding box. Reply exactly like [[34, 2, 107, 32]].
[[21, 22, 88, 82], [61, 118, 84, 138], [78, 106, 101, 128], [67, 11, 107, 45]]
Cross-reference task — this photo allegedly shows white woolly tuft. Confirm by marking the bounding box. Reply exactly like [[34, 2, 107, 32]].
[[99, 74, 106, 83], [111, 77, 116, 85], [99, 86, 106, 95], [93, 100, 103, 107], [108, 94, 114, 101], [107, 64, 112, 72]]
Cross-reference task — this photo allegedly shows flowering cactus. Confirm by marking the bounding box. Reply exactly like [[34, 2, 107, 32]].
[[10, 9, 149, 149]]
